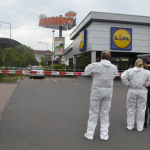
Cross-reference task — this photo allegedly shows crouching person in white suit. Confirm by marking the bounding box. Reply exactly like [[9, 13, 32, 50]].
[[84, 50, 118, 140], [121, 58, 150, 131]]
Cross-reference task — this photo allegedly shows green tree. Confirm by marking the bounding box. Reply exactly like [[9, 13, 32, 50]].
[[0, 45, 36, 67], [23, 51, 36, 67], [40, 56, 46, 67]]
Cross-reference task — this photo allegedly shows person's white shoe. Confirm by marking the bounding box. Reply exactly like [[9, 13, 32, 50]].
[[127, 125, 134, 130], [100, 132, 109, 140], [137, 128, 143, 131], [84, 133, 93, 140]]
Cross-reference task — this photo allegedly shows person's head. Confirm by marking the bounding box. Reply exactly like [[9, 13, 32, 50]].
[[135, 58, 143, 68], [142, 57, 150, 68], [101, 50, 111, 60]]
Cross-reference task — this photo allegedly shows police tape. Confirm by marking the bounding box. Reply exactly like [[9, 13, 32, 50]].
[[0, 70, 122, 76]]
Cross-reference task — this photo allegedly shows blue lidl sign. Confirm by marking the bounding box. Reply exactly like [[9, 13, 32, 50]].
[[79, 30, 87, 52], [111, 27, 132, 50]]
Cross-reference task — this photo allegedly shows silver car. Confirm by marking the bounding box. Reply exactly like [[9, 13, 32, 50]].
[[29, 66, 45, 79]]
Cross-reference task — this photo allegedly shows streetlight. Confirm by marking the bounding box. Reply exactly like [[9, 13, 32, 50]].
[[52, 30, 55, 71], [0, 21, 11, 39], [39, 42, 49, 66], [39, 42, 48, 50]]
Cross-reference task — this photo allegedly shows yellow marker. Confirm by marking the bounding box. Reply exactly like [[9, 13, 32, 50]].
[[32, 78, 33, 80], [47, 78, 48, 81], [19, 76, 20, 79]]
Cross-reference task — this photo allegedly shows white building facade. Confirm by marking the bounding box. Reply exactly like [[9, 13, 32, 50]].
[[63, 12, 150, 71]]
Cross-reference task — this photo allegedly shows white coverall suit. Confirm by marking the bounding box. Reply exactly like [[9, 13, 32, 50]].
[[121, 67, 150, 131], [84, 60, 118, 140]]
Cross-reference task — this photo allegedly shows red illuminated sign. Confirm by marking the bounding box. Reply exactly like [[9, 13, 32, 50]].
[[39, 17, 73, 27]]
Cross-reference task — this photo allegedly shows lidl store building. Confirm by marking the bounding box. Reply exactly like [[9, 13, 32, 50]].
[[63, 12, 150, 72]]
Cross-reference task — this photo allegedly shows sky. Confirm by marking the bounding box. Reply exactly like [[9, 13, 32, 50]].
[[0, 0, 150, 51]]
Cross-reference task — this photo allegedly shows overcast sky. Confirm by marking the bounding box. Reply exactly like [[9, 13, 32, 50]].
[[0, 0, 150, 51]]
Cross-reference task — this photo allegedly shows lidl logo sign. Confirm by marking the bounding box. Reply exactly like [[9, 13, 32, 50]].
[[111, 27, 132, 50], [79, 30, 87, 52]]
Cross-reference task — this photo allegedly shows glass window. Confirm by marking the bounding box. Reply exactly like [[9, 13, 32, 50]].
[[120, 57, 129, 62], [115, 57, 120, 61], [111, 57, 115, 61]]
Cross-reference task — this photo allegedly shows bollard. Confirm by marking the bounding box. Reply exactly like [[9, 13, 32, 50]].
[[32, 78, 33, 80], [47, 78, 48, 81]]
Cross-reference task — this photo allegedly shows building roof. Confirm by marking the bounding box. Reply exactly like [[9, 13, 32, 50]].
[[70, 11, 150, 40], [35, 50, 52, 54], [0, 38, 22, 48]]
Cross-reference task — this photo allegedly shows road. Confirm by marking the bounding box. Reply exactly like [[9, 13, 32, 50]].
[[0, 77, 149, 150]]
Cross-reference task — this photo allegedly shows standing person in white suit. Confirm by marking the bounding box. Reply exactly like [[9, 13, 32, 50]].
[[121, 58, 150, 131], [84, 50, 118, 141]]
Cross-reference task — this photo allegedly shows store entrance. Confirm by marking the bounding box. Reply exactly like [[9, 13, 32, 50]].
[[111, 61, 129, 72], [111, 57, 135, 72], [96, 51, 140, 72]]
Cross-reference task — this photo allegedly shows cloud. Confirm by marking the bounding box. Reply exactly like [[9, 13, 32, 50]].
[[0, 0, 150, 50]]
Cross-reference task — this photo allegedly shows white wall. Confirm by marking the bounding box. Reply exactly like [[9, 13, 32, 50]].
[[91, 22, 150, 53], [65, 21, 150, 59]]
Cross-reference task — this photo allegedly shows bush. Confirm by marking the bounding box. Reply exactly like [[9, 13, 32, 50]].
[[44, 64, 72, 71]]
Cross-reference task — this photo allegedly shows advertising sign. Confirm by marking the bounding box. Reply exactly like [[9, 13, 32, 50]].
[[38, 11, 77, 31], [61, 56, 65, 64], [54, 37, 65, 56], [111, 27, 132, 50], [65, 11, 76, 18], [79, 30, 87, 52]]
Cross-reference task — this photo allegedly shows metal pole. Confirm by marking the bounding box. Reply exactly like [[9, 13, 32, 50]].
[[0, 21, 11, 39], [65, 61, 66, 72], [10, 24, 11, 39], [52, 30, 55, 71], [59, 15, 62, 64], [46, 44, 48, 66]]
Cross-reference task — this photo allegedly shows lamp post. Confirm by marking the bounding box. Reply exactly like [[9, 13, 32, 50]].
[[0, 21, 11, 39], [52, 30, 55, 71], [39, 42, 48, 50], [39, 42, 49, 66]]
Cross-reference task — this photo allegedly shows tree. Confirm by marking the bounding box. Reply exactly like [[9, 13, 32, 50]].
[[2, 48, 20, 67], [40, 56, 46, 67], [0, 45, 36, 67]]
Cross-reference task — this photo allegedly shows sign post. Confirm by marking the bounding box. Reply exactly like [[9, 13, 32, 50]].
[[65, 58, 67, 72], [38, 11, 77, 64]]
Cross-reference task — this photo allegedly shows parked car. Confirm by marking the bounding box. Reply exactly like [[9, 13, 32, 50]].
[[29, 66, 45, 79]]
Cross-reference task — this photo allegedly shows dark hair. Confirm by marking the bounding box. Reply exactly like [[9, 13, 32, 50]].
[[101, 50, 111, 60]]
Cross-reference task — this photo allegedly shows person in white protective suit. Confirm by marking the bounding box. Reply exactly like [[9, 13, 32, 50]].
[[84, 50, 118, 141], [121, 58, 150, 131]]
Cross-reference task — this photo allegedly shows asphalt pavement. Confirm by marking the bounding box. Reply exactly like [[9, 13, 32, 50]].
[[0, 77, 149, 150]]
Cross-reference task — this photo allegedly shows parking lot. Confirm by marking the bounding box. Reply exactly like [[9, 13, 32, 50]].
[[0, 77, 150, 150]]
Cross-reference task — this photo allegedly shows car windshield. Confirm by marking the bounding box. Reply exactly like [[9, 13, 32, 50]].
[[31, 67, 43, 70]]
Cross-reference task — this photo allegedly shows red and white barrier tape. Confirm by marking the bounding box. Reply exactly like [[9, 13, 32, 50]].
[[0, 70, 122, 76]]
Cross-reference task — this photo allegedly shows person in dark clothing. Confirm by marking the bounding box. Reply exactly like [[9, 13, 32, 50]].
[[143, 57, 150, 128]]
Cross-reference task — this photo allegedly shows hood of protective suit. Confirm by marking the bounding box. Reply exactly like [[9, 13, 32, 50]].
[[101, 60, 111, 66], [133, 67, 143, 72]]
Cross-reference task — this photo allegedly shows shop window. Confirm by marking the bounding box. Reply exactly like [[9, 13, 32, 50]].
[[111, 57, 115, 61], [96, 57, 100, 62], [120, 57, 129, 62], [69, 58, 73, 69], [115, 57, 120, 61]]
